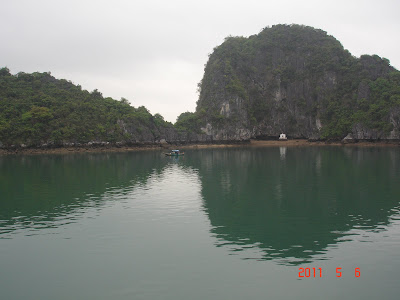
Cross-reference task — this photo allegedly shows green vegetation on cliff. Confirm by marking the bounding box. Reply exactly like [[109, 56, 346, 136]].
[[0, 68, 173, 147], [322, 71, 400, 138], [195, 24, 400, 140]]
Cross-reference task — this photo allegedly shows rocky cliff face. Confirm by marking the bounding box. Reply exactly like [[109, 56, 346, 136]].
[[196, 24, 400, 141]]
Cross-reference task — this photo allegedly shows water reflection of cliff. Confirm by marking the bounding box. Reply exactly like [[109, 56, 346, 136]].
[[0, 152, 168, 236], [185, 147, 400, 265]]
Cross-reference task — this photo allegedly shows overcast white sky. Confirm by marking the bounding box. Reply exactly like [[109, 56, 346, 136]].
[[1, 0, 399, 122]]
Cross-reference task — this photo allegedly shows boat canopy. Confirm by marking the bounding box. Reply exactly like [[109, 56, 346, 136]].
[[171, 150, 180, 152]]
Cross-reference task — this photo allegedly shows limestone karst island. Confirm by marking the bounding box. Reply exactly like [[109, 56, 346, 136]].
[[1, 24, 399, 151]]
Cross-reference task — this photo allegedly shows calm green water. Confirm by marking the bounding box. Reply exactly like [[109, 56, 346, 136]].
[[1, 147, 400, 299]]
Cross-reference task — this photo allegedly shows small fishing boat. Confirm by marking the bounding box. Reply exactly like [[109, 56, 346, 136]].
[[165, 149, 185, 156]]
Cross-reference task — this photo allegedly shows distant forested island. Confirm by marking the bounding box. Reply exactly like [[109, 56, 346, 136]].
[[0, 68, 207, 148], [1, 24, 400, 149]]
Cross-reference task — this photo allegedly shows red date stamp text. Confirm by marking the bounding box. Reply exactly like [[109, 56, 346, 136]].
[[298, 267, 361, 278]]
